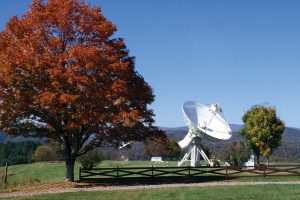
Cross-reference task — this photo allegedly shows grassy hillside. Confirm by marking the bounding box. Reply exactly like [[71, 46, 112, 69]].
[[0, 161, 180, 191], [1, 162, 78, 184], [0, 162, 77, 191], [0, 161, 150, 185]]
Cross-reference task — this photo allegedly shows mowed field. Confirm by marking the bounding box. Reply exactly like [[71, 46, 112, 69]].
[[1, 161, 300, 199], [0, 161, 179, 190], [8, 185, 300, 200]]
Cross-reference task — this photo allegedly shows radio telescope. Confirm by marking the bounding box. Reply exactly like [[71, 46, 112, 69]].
[[178, 101, 232, 167]]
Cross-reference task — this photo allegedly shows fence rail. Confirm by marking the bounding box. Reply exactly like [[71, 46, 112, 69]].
[[79, 165, 300, 182]]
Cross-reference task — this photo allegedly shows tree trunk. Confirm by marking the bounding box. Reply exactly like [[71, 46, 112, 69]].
[[65, 156, 76, 182], [256, 154, 260, 165], [64, 140, 76, 182]]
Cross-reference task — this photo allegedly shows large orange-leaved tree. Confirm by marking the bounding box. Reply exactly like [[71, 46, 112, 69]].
[[0, 0, 163, 182]]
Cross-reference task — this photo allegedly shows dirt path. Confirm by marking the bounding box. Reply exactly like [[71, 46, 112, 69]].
[[1, 181, 300, 199]]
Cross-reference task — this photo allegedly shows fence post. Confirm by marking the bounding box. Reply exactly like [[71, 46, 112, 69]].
[[263, 166, 266, 178], [188, 166, 191, 182], [79, 167, 81, 182], [151, 166, 154, 183], [4, 162, 8, 190], [225, 166, 228, 179], [117, 166, 119, 180]]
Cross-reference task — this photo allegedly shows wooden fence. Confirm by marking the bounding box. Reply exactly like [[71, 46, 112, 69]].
[[79, 165, 300, 183]]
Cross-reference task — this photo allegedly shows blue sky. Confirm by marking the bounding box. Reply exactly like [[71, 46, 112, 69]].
[[1, 0, 300, 128]]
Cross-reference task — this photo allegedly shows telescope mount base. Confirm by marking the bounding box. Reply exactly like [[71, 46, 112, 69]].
[[178, 140, 212, 167]]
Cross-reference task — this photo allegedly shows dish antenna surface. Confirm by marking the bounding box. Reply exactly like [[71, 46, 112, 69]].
[[178, 101, 232, 167]]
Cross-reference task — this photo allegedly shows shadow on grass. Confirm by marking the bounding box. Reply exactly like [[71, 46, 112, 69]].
[[75, 176, 236, 187]]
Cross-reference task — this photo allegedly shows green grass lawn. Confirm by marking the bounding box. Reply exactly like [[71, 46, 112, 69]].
[[0, 160, 169, 184], [0, 160, 178, 191], [0, 162, 76, 191], [1, 162, 79, 183], [11, 184, 300, 200], [1, 160, 300, 192]]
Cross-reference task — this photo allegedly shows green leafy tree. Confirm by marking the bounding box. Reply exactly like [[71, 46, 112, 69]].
[[221, 141, 251, 166], [145, 138, 181, 160], [239, 105, 285, 164], [167, 139, 181, 160]]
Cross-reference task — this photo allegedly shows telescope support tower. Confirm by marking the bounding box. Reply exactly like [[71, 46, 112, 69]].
[[178, 138, 212, 167]]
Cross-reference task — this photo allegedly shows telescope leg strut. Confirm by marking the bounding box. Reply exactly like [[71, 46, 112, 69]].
[[178, 143, 213, 167]]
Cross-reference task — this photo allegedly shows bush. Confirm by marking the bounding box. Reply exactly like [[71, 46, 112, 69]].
[[33, 146, 56, 162], [77, 150, 102, 169]]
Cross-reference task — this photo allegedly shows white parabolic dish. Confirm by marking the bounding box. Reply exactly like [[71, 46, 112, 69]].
[[178, 101, 232, 166], [182, 101, 232, 140]]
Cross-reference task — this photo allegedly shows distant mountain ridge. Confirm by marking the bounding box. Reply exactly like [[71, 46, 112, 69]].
[[1, 124, 300, 161], [0, 132, 45, 143], [160, 124, 243, 131], [161, 124, 299, 141], [1, 124, 297, 143]]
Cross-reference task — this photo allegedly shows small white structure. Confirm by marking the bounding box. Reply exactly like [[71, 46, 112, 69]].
[[120, 155, 129, 162], [244, 155, 255, 167], [151, 157, 164, 164], [178, 102, 232, 167]]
